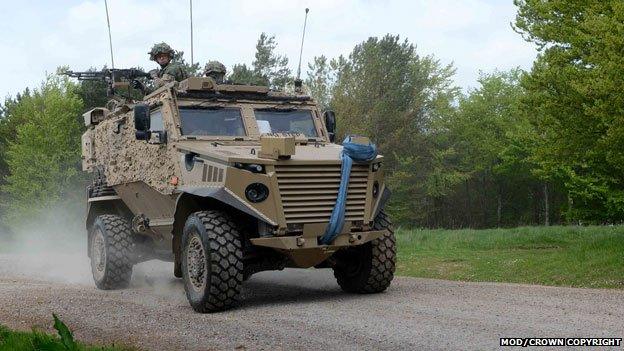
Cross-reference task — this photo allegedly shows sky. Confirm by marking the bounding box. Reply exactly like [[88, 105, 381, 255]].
[[0, 0, 538, 100]]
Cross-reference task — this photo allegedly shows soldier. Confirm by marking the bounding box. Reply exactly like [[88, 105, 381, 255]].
[[148, 42, 188, 87], [204, 61, 227, 84]]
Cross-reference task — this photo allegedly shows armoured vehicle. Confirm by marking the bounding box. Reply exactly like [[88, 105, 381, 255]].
[[82, 76, 395, 312]]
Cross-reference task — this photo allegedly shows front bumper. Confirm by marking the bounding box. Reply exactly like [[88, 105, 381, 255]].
[[250, 229, 385, 250], [249, 229, 387, 268]]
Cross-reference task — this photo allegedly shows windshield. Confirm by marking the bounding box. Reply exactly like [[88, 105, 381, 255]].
[[179, 107, 245, 136], [254, 109, 318, 137]]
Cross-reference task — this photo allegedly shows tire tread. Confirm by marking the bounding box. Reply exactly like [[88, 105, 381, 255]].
[[183, 210, 243, 312], [334, 210, 396, 293], [92, 214, 133, 290]]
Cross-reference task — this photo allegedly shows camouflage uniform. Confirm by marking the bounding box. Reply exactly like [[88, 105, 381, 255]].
[[148, 42, 189, 88], [204, 61, 227, 84], [155, 62, 187, 85]]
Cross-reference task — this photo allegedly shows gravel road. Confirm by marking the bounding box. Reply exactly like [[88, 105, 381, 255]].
[[0, 253, 622, 350]]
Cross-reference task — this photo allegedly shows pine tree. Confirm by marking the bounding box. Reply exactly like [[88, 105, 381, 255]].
[[305, 55, 332, 110], [229, 33, 293, 89], [329, 35, 458, 225]]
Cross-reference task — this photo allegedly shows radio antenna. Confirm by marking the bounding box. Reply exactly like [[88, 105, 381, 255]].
[[295, 8, 310, 81], [104, 0, 115, 70], [189, 0, 194, 67]]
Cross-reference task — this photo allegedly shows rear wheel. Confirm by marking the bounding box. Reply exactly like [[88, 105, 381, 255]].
[[89, 215, 134, 290], [181, 210, 244, 313], [332, 210, 396, 293]]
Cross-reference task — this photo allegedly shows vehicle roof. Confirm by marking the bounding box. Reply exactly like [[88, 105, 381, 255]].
[[147, 77, 314, 105]]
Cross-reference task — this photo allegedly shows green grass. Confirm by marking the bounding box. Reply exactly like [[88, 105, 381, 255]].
[[395, 225, 624, 289], [0, 315, 135, 351]]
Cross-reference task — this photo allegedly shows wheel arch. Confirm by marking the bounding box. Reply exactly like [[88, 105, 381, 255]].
[[171, 188, 267, 266]]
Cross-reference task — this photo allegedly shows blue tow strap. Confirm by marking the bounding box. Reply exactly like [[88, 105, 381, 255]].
[[319, 136, 377, 245]]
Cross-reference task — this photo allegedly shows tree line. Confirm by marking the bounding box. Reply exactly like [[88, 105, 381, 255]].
[[1, 1, 622, 230]]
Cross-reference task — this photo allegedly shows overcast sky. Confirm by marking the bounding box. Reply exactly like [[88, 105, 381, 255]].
[[0, 0, 537, 100]]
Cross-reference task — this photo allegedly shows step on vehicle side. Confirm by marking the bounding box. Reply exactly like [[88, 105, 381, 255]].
[[82, 77, 395, 312]]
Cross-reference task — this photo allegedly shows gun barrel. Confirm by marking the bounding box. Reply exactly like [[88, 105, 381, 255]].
[[63, 68, 149, 81], [110, 68, 151, 79], [63, 67, 151, 97], [63, 71, 106, 81]]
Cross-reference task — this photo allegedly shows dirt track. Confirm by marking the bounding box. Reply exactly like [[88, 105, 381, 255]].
[[0, 254, 622, 350]]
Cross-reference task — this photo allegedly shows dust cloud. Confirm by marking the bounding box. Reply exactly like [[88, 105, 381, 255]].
[[0, 206, 91, 284], [0, 206, 182, 301]]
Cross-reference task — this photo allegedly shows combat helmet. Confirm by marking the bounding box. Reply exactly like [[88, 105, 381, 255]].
[[148, 42, 175, 61], [204, 61, 226, 75], [204, 61, 227, 83]]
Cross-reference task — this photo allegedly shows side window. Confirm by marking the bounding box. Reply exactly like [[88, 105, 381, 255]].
[[150, 110, 164, 132]]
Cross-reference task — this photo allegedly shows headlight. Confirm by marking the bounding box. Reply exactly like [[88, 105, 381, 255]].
[[372, 162, 382, 172], [245, 183, 269, 203]]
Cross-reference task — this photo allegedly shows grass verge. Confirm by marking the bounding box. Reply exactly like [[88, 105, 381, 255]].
[[0, 315, 135, 351], [395, 225, 624, 288]]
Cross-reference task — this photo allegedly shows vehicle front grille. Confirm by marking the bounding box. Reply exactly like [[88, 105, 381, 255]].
[[275, 164, 370, 224]]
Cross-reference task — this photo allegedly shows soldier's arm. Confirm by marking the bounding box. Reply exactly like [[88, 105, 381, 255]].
[[158, 64, 184, 82], [173, 64, 189, 81], [154, 73, 176, 87]]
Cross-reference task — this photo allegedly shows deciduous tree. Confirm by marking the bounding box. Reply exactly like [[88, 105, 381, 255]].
[[1, 76, 85, 225], [514, 0, 624, 222]]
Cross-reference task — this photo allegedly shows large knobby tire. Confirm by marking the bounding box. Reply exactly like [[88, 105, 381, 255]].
[[89, 215, 134, 290], [332, 210, 396, 293], [181, 210, 244, 313]]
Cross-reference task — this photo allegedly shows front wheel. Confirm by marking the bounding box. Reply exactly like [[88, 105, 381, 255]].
[[89, 215, 134, 290], [332, 210, 396, 293], [181, 210, 244, 313]]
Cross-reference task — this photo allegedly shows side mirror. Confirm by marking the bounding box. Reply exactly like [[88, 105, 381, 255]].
[[323, 110, 336, 142], [134, 104, 150, 140]]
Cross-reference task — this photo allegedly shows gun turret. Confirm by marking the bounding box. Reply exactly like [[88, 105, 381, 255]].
[[63, 68, 151, 96]]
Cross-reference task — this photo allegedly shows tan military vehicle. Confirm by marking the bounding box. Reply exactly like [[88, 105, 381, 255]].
[[82, 77, 395, 312]]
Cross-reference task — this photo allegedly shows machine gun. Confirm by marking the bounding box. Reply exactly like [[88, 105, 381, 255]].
[[63, 68, 152, 96]]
